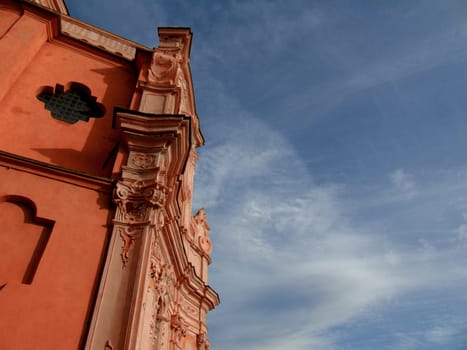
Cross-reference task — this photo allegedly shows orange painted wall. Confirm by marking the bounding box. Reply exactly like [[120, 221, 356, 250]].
[[0, 9, 137, 177], [0, 166, 112, 349], [0, 4, 137, 348], [0, 5, 21, 37], [0, 198, 48, 285]]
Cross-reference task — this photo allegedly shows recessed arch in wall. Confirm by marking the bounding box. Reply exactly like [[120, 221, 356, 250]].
[[0, 195, 54, 286]]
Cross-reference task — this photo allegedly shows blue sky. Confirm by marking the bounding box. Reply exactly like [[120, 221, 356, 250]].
[[66, 1, 467, 349]]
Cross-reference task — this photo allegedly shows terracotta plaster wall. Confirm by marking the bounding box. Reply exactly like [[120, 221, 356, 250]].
[[0, 23, 137, 177], [0, 166, 112, 349], [0, 6, 22, 37]]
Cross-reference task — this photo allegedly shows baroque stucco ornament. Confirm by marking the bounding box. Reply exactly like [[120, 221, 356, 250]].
[[197, 332, 210, 350], [112, 157, 167, 267], [170, 312, 187, 346], [147, 33, 186, 85], [85, 29, 219, 350], [117, 226, 143, 267], [114, 179, 166, 223], [129, 152, 159, 169], [148, 51, 179, 85], [194, 208, 212, 255]]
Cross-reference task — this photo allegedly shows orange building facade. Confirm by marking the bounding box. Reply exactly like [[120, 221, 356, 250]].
[[0, 1, 219, 349]]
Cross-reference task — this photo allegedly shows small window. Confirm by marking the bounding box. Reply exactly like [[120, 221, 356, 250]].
[[36, 82, 105, 124]]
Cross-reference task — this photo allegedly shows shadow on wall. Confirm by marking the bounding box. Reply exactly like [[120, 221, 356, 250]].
[[33, 65, 137, 178], [0, 195, 54, 286]]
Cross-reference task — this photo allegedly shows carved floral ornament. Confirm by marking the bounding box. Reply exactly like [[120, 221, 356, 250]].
[[197, 332, 210, 350], [149, 238, 173, 296], [170, 312, 187, 343], [147, 237, 188, 349], [117, 226, 143, 267], [129, 152, 158, 169], [114, 180, 166, 224], [113, 178, 167, 267]]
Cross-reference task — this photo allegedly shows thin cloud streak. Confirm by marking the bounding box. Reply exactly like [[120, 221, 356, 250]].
[[194, 89, 467, 350], [64, 1, 467, 349]]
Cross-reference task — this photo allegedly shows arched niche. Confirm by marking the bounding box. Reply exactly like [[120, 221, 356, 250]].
[[0, 195, 54, 286]]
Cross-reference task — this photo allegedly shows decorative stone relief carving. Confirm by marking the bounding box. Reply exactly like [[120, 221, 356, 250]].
[[170, 312, 187, 346], [197, 332, 210, 350], [129, 152, 158, 169], [145, 234, 184, 350], [116, 226, 144, 267], [114, 179, 166, 224], [149, 240, 168, 295], [193, 209, 212, 255], [144, 29, 197, 117], [84, 29, 220, 350], [112, 150, 167, 268], [148, 51, 179, 85]]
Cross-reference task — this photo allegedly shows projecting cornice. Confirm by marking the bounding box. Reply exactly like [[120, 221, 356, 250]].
[[21, 0, 152, 60], [59, 16, 150, 60], [24, 0, 68, 14]]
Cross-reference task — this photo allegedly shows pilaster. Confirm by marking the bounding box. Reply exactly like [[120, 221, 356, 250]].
[[85, 28, 219, 350]]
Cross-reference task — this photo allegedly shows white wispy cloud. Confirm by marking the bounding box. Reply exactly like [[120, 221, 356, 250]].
[[194, 88, 467, 349], [388, 168, 417, 201], [66, 1, 467, 348], [390, 169, 414, 192], [457, 223, 467, 246], [344, 23, 467, 91], [425, 326, 458, 344]]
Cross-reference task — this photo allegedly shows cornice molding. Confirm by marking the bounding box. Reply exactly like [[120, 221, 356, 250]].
[[24, 0, 68, 15], [0, 150, 113, 192], [22, 0, 152, 61], [60, 16, 146, 60]]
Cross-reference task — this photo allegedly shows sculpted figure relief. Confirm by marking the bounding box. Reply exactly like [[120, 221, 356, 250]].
[[194, 208, 212, 254], [148, 51, 178, 85]]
